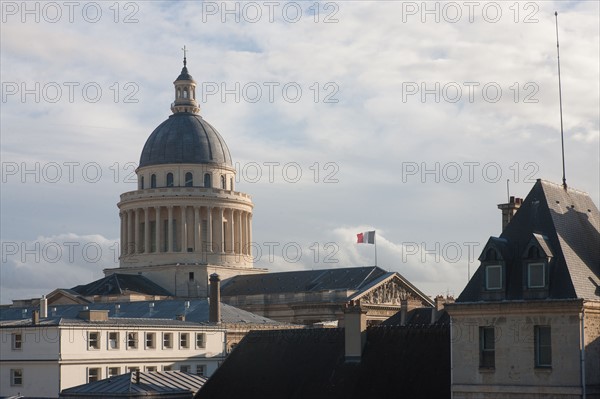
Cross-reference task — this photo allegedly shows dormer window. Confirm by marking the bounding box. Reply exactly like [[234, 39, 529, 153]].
[[485, 265, 502, 290], [527, 263, 546, 288]]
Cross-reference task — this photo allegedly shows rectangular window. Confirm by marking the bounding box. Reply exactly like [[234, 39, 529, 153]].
[[127, 332, 138, 349], [196, 364, 206, 376], [108, 332, 119, 350], [11, 333, 22, 350], [107, 367, 120, 378], [180, 333, 189, 349], [485, 265, 502, 290], [163, 365, 172, 371], [196, 333, 206, 349], [128, 366, 140, 373], [146, 366, 157, 372], [528, 263, 545, 288], [87, 368, 101, 383], [10, 369, 23, 386], [479, 326, 495, 369], [180, 365, 190, 373], [146, 332, 156, 349], [535, 325, 552, 367], [163, 332, 173, 349], [88, 331, 100, 350]]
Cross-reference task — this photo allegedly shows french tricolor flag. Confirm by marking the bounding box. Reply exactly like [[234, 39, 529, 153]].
[[357, 231, 375, 244]]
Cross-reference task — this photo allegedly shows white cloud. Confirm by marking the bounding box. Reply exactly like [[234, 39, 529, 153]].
[[1, 0, 598, 303]]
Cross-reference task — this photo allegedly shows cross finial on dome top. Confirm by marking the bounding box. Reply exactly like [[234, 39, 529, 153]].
[[182, 45, 187, 67]]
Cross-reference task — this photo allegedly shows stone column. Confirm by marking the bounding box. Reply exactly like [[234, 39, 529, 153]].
[[217, 207, 224, 253], [180, 206, 187, 252], [127, 210, 133, 255], [241, 211, 247, 255], [167, 206, 174, 252], [144, 208, 150, 254], [228, 209, 235, 253], [206, 206, 213, 252], [120, 211, 125, 256], [154, 206, 161, 253], [248, 213, 253, 257], [134, 209, 141, 254], [194, 206, 201, 252]]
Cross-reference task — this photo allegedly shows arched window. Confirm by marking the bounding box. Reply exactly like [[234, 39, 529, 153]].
[[230, 178, 234, 191], [183, 89, 188, 99], [221, 175, 226, 189], [185, 172, 193, 187], [140, 176, 144, 190], [150, 174, 157, 188], [192, 87, 196, 99], [204, 173, 211, 188], [177, 89, 181, 99], [166, 173, 174, 187]]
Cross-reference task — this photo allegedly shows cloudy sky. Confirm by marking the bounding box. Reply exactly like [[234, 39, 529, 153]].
[[1, 1, 598, 304]]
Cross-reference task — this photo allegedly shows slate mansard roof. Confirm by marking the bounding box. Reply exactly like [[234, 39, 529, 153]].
[[458, 179, 600, 302], [196, 325, 450, 399], [139, 113, 232, 168]]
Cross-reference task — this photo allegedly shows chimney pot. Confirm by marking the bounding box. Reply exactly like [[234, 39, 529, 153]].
[[209, 273, 221, 324], [40, 295, 48, 318], [32, 310, 40, 325]]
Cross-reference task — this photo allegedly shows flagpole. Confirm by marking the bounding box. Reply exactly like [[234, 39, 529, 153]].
[[374, 232, 377, 267]]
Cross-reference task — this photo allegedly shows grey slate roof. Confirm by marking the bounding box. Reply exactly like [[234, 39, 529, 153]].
[[139, 113, 232, 168], [196, 325, 450, 399], [0, 299, 280, 325], [0, 317, 208, 329], [221, 266, 389, 297], [458, 179, 600, 302], [71, 274, 173, 297], [60, 371, 206, 398]]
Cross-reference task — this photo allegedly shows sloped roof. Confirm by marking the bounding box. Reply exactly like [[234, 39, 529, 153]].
[[221, 267, 389, 297], [71, 274, 173, 297], [458, 179, 600, 302], [0, 299, 280, 325], [379, 308, 450, 326], [196, 325, 450, 399], [60, 371, 206, 398]]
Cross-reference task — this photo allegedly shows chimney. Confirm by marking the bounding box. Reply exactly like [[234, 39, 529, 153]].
[[497, 196, 523, 230], [78, 309, 109, 321], [344, 301, 367, 362], [40, 295, 48, 318], [209, 273, 221, 324], [400, 300, 408, 326], [32, 310, 40, 325]]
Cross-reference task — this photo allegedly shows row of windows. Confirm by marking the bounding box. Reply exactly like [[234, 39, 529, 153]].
[[88, 364, 206, 383], [10, 364, 208, 386], [87, 331, 206, 351], [484, 263, 547, 290], [141, 173, 233, 190], [479, 325, 551, 369]]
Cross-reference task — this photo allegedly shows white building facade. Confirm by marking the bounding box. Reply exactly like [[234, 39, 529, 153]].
[[0, 311, 226, 398]]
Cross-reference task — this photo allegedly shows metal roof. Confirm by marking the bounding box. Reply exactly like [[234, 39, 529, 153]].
[[220, 267, 389, 297], [139, 113, 232, 168], [60, 371, 206, 398], [0, 298, 281, 326], [71, 274, 173, 297]]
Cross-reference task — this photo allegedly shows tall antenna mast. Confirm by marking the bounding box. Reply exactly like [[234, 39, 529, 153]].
[[555, 11, 567, 190]]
